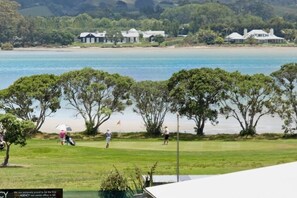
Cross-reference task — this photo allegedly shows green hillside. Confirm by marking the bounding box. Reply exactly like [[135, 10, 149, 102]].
[[19, 6, 54, 17], [273, 5, 297, 16], [15, 0, 297, 17]]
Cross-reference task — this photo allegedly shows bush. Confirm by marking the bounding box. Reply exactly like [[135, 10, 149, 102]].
[[1, 43, 13, 50], [99, 166, 130, 198], [98, 162, 158, 197], [240, 128, 256, 136]]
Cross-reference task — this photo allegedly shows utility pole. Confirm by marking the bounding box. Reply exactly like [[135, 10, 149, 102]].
[[177, 112, 180, 182]]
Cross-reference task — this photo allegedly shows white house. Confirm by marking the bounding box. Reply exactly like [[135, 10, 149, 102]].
[[225, 32, 244, 43], [79, 29, 166, 44], [226, 28, 285, 43], [78, 32, 106, 43], [142, 30, 166, 42], [121, 28, 140, 43]]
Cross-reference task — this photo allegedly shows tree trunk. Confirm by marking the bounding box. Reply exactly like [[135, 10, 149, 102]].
[[195, 118, 205, 136], [196, 127, 204, 136], [2, 144, 10, 166], [85, 121, 98, 135], [146, 123, 162, 135]]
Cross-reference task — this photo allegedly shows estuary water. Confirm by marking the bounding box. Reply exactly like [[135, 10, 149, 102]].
[[0, 47, 297, 133]]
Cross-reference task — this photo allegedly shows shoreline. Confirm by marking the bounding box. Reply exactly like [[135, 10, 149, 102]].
[[11, 45, 297, 52], [39, 113, 283, 135]]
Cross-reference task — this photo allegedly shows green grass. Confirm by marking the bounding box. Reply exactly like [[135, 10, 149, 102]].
[[1, 136, 297, 192]]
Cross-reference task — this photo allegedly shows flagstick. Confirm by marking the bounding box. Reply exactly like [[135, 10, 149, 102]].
[[117, 120, 121, 137]]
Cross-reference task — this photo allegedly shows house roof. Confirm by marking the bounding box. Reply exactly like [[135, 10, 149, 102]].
[[145, 161, 297, 198], [245, 29, 284, 40], [226, 29, 284, 41], [121, 28, 139, 37], [145, 175, 211, 184], [79, 32, 91, 38], [142, 31, 166, 38], [79, 32, 106, 38], [225, 32, 244, 40], [247, 29, 268, 35]]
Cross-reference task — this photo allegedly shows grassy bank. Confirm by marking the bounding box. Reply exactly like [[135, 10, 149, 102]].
[[0, 134, 297, 191]]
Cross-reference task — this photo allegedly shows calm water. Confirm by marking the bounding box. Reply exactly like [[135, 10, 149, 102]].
[[0, 47, 297, 133], [1, 47, 297, 89]]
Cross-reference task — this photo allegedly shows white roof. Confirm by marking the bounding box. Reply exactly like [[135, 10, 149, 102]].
[[121, 28, 139, 37], [146, 175, 211, 183], [145, 161, 297, 198], [79, 32, 90, 37], [247, 29, 268, 35], [142, 31, 165, 38], [79, 32, 106, 38], [245, 29, 284, 40], [93, 32, 106, 37], [226, 32, 244, 40]]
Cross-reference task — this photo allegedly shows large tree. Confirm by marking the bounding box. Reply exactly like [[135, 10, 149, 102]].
[[60, 68, 133, 135], [105, 29, 124, 45], [0, 74, 61, 132], [0, 113, 34, 166], [131, 80, 170, 135], [0, 0, 24, 43], [271, 63, 297, 134], [220, 72, 281, 136], [168, 68, 227, 135]]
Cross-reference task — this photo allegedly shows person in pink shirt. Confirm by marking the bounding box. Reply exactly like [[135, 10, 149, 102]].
[[59, 130, 66, 145]]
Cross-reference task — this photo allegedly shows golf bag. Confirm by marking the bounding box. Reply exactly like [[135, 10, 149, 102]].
[[65, 135, 75, 146]]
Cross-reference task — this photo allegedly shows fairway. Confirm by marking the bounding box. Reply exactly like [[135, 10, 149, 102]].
[[1, 138, 297, 191]]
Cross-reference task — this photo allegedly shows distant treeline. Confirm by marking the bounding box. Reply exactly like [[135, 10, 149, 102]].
[[16, 0, 297, 19], [0, 0, 297, 47]]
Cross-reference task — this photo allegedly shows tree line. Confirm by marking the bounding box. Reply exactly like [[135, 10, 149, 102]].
[[1, 0, 297, 47], [1, 64, 297, 138]]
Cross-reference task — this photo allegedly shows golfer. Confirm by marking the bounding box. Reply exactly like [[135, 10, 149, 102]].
[[105, 129, 112, 148], [59, 130, 66, 145], [163, 126, 170, 145]]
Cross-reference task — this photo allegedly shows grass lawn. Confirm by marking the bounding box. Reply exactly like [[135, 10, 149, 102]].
[[1, 135, 297, 193]]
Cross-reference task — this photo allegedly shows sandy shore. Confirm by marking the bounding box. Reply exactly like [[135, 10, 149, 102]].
[[14, 45, 297, 53], [40, 112, 283, 134]]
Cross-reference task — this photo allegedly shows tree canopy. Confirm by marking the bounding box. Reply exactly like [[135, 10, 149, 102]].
[[0, 74, 61, 132], [271, 63, 297, 134], [131, 80, 170, 135], [168, 68, 227, 135], [220, 72, 281, 136], [0, 0, 24, 43], [0, 113, 34, 166], [60, 68, 134, 135], [0, 0, 296, 47]]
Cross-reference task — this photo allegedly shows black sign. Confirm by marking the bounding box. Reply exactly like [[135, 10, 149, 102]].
[[0, 189, 63, 198]]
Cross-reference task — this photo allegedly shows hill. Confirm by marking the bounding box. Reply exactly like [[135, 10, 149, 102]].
[[16, 0, 297, 18]]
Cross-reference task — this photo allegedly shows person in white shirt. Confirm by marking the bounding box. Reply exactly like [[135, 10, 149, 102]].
[[163, 126, 170, 145], [105, 129, 112, 148]]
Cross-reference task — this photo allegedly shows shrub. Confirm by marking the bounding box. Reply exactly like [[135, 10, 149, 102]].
[[1, 43, 13, 50], [99, 162, 158, 197], [99, 166, 130, 198]]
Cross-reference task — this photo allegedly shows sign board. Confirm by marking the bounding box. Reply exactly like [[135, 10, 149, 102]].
[[0, 189, 63, 198]]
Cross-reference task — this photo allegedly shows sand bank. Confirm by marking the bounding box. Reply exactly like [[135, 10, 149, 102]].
[[40, 113, 283, 134], [14, 45, 297, 53]]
